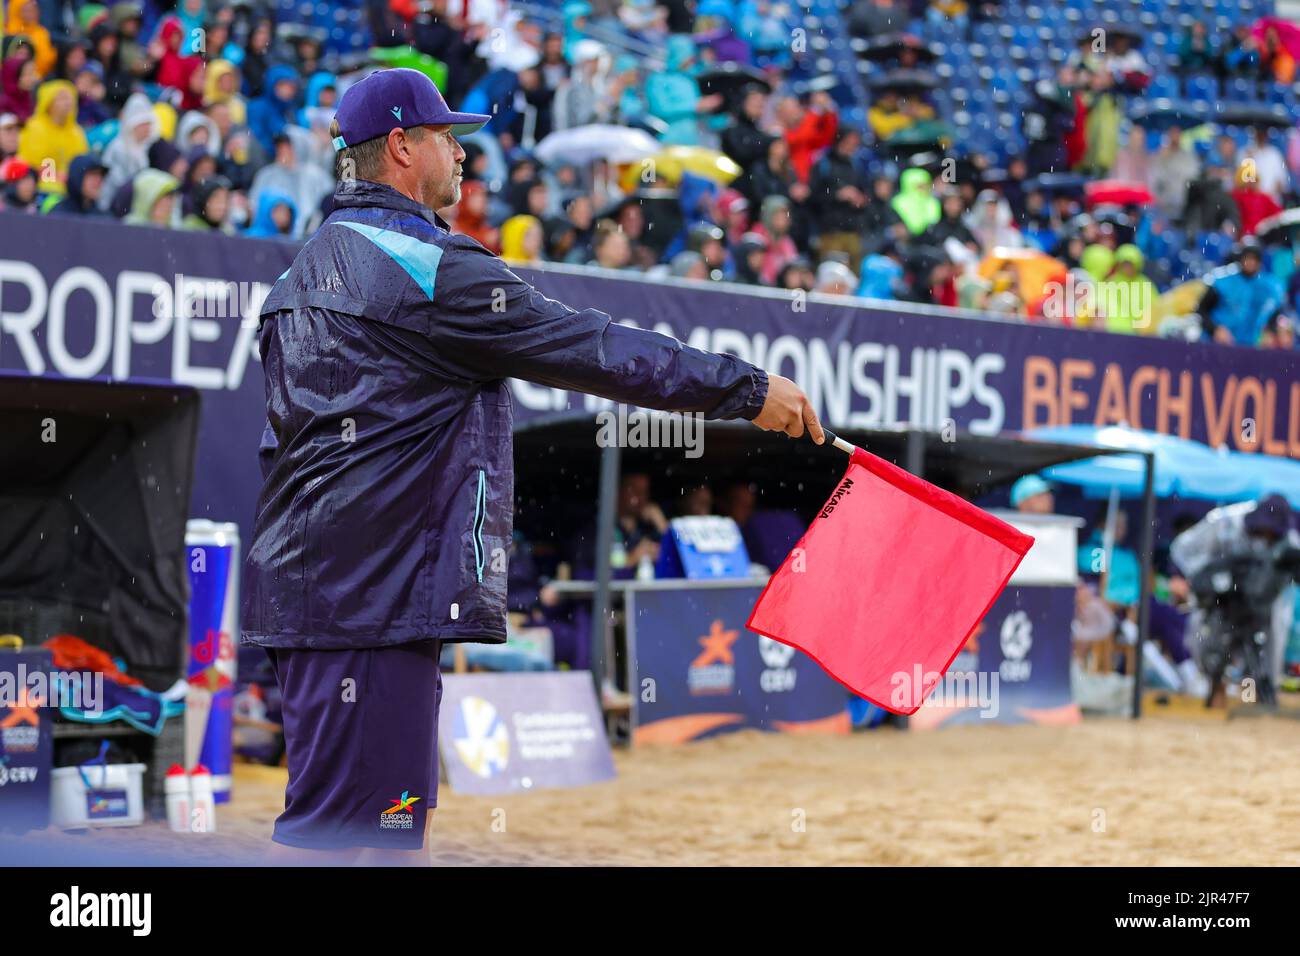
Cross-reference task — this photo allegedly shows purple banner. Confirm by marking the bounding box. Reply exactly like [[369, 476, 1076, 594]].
[[910, 584, 1080, 729], [630, 585, 850, 743], [2, 213, 1296, 550]]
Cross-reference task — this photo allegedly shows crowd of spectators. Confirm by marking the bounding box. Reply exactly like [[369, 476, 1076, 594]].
[[1, 0, 1299, 349]]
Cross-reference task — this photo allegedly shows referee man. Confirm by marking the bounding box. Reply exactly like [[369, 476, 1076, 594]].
[[242, 68, 823, 864]]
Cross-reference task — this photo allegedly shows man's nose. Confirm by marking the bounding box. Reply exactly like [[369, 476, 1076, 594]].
[[453, 138, 466, 163]]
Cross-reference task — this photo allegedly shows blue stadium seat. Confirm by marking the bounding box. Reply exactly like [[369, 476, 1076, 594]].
[[1147, 75, 1180, 99], [1225, 77, 1256, 99], [1184, 74, 1219, 101], [1267, 83, 1293, 105]]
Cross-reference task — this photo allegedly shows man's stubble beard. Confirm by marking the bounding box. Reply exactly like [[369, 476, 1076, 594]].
[[428, 176, 460, 212]]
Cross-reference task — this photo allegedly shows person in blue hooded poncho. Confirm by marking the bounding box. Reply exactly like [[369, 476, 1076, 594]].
[[245, 189, 297, 239], [856, 241, 905, 300], [298, 71, 337, 129], [247, 63, 301, 156]]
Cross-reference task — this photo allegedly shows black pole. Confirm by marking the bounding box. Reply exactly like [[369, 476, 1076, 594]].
[[1132, 450, 1156, 719], [590, 441, 620, 696], [905, 428, 926, 479]]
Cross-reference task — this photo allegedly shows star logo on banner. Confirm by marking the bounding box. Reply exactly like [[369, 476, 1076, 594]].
[[0, 688, 42, 727], [692, 620, 739, 668]]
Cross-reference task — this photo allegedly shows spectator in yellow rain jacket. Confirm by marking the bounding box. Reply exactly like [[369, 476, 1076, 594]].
[[6, 0, 56, 78], [204, 59, 248, 127], [17, 79, 89, 195], [1100, 244, 1157, 335], [500, 213, 543, 265]]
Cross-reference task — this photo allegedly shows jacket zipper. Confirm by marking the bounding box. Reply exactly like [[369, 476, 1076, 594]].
[[472, 469, 486, 584]]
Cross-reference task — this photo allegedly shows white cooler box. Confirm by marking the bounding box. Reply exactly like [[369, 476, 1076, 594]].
[[51, 761, 146, 828]]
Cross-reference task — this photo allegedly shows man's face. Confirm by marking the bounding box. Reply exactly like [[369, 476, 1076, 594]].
[[0, 122, 18, 154], [206, 187, 229, 223], [1241, 252, 1261, 277], [81, 168, 103, 202], [412, 125, 465, 209], [619, 474, 650, 515], [152, 192, 174, 225], [1019, 491, 1054, 515], [49, 89, 73, 124]]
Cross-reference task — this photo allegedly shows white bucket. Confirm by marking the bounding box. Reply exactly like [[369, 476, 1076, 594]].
[[50, 761, 146, 828]]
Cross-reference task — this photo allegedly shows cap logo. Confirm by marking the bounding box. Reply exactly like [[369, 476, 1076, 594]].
[[391, 106, 403, 121]]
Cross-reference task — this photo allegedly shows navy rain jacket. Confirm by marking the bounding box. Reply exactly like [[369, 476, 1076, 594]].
[[242, 179, 768, 650]]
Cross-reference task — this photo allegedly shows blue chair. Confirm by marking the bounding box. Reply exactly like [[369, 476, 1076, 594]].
[[1147, 74, 1180, 99], [1226, 77, 1256, 99], [1184, 74, 1219, 101]]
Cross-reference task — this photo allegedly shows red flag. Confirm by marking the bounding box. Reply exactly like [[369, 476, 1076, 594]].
[[747, 447, 1034, 715]]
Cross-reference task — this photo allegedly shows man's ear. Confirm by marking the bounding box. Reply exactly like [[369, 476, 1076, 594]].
[[388, 127, 412, 168]]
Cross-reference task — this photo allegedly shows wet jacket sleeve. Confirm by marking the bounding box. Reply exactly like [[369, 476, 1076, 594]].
[[428, 237, 769, 420]]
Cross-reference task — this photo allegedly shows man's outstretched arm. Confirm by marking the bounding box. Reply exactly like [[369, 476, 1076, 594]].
[[429, 237, 824, 442]]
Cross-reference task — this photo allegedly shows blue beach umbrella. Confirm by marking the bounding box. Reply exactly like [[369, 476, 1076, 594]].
[[1221, 452, 1300, 508], [1027, 424, 1254, 501]]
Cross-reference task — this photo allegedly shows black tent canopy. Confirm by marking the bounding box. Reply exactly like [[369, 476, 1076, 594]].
[[0, 375, 199, 690]]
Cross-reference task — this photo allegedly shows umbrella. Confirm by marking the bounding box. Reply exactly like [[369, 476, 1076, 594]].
[[618, 146, 742, 190], [907, 152, 985, 187], [1085, 179, 1155, 208], [1254, 208, 1300, 245], [1089, 205, 1135, 232], [1025, 172, 1090, 196], [1223, 452, 1300, 508], [854, 33, 939, 65], [867, 68, 939, 95], [535, 124, 661, 166], [697, 63, 772, 98], [1128, 97, 1208, 130], [278, 23, 327, 44], [883, 120, 952, 146], [1251, 16, 1300, 62], [1028, 425, 1255, 501], [977, 248, 1068, 308], [789, 74, 843, 96], [1212, 101, 1293, 129], [1080, 25, 1142, 47], [367, 46, 448, 90]]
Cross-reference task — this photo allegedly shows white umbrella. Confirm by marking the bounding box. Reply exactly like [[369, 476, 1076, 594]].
[[535, 125, 660, 166]]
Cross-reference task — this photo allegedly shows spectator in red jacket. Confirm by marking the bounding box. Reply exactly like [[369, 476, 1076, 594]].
[[1232, 165, 1282, 236], [777, 90, 837, 184]]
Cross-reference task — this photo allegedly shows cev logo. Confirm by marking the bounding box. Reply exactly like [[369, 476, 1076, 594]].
[[998, 611, 1034, 682]]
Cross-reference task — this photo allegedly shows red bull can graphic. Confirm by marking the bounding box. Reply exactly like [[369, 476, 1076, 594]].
[[185, 520, 240, 804]]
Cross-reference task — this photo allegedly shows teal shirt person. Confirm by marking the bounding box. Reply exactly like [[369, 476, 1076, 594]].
[[1077, 529, 1142, 607], [646, 35, 706, 146]]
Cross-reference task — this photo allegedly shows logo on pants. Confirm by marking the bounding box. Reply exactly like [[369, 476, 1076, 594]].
[[379, 790, 420, 829]]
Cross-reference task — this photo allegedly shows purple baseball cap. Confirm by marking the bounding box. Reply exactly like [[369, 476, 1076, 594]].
[[331, 68, 491, 151]]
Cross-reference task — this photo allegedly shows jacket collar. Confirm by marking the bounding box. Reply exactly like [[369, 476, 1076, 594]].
[[330, 178, 452, 231]]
